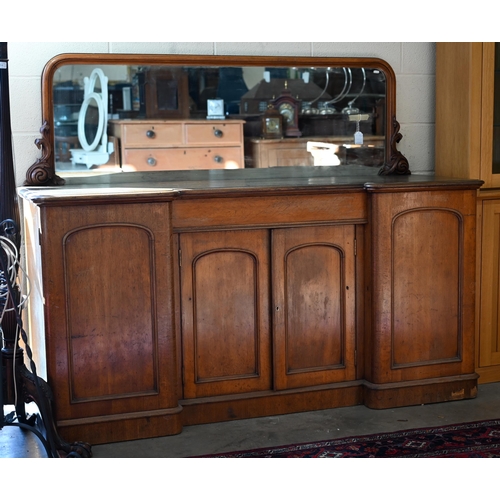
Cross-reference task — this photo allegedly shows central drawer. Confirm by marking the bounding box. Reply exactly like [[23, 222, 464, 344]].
[[172, 192, 367, 230]]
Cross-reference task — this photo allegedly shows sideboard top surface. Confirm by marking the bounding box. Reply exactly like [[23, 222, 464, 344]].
[[18, 166, 483, 206]]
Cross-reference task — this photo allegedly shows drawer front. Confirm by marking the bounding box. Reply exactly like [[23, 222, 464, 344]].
[[185, 122, 242, 145], [122, 123, 184, 147], [123, 147, 244, 171], [173, 192, 367, 230]]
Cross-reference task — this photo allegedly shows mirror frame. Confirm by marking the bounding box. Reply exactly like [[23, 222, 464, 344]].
[[25, 53, 410, 186]]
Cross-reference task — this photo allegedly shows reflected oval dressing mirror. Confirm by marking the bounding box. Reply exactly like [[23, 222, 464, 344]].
[[25, 53, 409, 186], [69, 68, 112, 169], [79, 69, 107, 152], [78, 93, 104, 151]]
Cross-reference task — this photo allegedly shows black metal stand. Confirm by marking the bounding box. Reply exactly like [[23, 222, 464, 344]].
[[0, 42, 91, 458], [0, 220, 92, 458]]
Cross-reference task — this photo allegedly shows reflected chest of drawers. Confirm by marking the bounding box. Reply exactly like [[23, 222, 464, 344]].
[[109, 119, 245, 171]]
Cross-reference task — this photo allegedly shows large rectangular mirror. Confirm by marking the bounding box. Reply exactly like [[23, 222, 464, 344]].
[[25, 54, 408, 186]]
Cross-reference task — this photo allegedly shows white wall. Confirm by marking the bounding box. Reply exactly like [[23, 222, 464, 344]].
[[7, 42, 436, 185]]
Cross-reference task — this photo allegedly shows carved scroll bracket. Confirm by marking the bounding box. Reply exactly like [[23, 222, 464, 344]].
[[379, 116, 411, 175], [24, 121, 65, 186]]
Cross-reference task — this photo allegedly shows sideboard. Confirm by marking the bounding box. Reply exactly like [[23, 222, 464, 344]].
[[19, 166, 482, 445]]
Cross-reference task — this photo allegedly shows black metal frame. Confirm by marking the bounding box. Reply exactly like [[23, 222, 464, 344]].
[[0, 42, 91, 458]]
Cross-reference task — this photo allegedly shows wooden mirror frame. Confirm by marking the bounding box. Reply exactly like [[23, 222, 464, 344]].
[[24, 53, 410, 186]]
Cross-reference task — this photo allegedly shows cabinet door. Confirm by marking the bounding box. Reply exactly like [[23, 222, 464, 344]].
[[368, 189, 477, 385], [38, 202, 179, 422], [272, 225, 357, 390], [180, 230, 271, 398], [479, 199, 500, 369]]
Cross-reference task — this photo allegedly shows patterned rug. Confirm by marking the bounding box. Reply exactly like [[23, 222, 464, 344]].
[[197, 419, 500, 457]]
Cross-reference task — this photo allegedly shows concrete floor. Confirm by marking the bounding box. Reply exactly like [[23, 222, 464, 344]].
[[2, 381, 500, 458]]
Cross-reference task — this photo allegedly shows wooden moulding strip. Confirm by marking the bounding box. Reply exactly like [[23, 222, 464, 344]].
[[56, 374, 480, 444], [363, 374, 479, 409], [179, 382, 364, 427], [57, 406, 184, 445], [56, 405, 183, 427]]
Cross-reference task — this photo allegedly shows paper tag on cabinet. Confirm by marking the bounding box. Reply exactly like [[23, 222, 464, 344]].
[[354, 131, 364, 145]]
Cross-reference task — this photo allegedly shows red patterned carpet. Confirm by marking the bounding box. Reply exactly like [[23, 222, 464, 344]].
[[196, 419, 500, 458]]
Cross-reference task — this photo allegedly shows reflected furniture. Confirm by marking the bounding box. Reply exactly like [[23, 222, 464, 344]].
[[110, 119, 245, 171], [435, 42, 500, 384], [246, 135, 384, 168]]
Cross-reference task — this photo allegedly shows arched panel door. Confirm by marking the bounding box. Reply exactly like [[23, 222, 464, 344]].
[[33, 200, 181, 443], [180, 229, 272, 398], [272, 225, 357, 390], [64, 223, 157, 401]]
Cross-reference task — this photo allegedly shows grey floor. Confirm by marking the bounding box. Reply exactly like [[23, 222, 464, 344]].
[[3, 382, 500, 458]]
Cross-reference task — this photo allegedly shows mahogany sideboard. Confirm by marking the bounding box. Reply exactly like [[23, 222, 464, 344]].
[[18, 166, 482, 445]]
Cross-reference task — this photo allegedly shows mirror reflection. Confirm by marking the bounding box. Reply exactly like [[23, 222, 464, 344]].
[[52, 63, 387, 176]]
